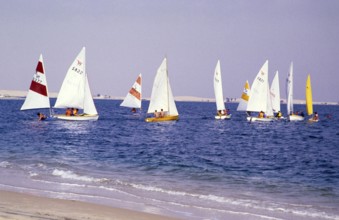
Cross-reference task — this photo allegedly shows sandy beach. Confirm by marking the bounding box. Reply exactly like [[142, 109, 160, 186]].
[[0, 190, 179, 220]]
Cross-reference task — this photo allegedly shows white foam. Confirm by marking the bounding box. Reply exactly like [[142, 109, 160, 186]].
[[52, 169, 98, 182], [29, 172, 38, 177], [0, 161, 11, 168]]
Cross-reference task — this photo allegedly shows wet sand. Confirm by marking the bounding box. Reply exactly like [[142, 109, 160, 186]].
[[0, 190, 179, 220]]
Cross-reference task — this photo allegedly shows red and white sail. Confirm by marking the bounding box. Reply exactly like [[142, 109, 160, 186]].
[[120, 73, 142, 109], [21, 54, 50, 110]]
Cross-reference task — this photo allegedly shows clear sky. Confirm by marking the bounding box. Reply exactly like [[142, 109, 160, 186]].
[[1, 0, 339, 102]]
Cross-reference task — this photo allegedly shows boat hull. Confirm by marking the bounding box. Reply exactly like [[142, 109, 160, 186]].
[[215, 114, 232, 120], [247, 116, 274, 122], [53, 114, 99, 121], [288, 115, 304, 121], [145, 115, 179, 122]]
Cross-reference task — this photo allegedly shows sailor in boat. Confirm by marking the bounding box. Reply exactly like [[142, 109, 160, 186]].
[[154, 110, 160, 118], [65, 108, 72, 116], [131, 108, 137, 113], [72, 108, 78, 116], [312, 112, 319, 121], [217, 109, 228, 116], [258, 111, 265, 118], [275, 111, 282, 119], [160, 109, 165, 118], [37, 112, 47, 121]]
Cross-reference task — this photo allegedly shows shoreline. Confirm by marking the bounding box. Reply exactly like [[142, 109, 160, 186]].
[[0, 190, 180, 220], [0, 89, 338, 105]]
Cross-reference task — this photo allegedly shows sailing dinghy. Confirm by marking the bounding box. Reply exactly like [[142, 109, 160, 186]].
[[306, 74, 318, 122], [120, 73, 142, 113], [236, 80, 251, 114], [214, 60, 231, 119], [286, 62, 304, 121], [246, 60, 274, 122], [145, 58, 179, 122], [21, 54, 51, 117], [53, 47, 99, 121]]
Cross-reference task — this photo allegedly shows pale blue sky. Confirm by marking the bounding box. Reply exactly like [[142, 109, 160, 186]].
[[1, 0, 338, 102]]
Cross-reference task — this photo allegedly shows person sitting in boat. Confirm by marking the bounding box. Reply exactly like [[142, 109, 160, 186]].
[[300, 111, 305, 117], [65, 108, 72, 116], [131, 108, 136, 113], [312, 112, 319, 121], [275, 111, 282, 118], [160, 109, 165, 118], [258, 111, 264, 118], [154, 110, 159, 118], [37, 112, 47, 121], [72, 108, 78, 116]]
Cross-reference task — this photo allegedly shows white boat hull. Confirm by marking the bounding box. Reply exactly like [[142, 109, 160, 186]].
[[247, 116, 274, 122], [53, 114, 99, 121], [215, 114, 231, 120], [288, 115, 304, 121]]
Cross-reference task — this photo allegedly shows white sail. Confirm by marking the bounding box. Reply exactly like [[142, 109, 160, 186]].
[[270, 71, 281, 113], [246, 60, 269, 113], [237, 80, 250, 111], [54, 47, 98, 115], [266, 81, 274, 117], [83, 73, 98, 115], [120, 73, 142, 109], [214, 60, 226, 111], [286, 62, 293, 115], [147, 58, 178, 116], [21, 54, 51, 111]]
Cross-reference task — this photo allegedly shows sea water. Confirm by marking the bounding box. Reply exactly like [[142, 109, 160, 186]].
[[0, 99, 338, 220]]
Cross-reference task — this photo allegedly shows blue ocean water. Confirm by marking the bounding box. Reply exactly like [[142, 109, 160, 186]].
[[0, 99, 339, 219]]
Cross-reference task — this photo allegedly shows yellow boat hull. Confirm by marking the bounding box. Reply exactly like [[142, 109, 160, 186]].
[[145, 115, 179, 122]]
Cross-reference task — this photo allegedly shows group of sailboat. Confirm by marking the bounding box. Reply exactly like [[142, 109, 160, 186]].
[[244, 60, 275, 122], [237, 60, 318, 122], [286, 63, 318, 122], [21, 47, 98, 121], [21, 53, 179, 123], [120, 58, 179, 122], [21, 52, 318, 123]]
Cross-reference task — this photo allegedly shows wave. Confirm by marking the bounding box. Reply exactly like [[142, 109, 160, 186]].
[[127, 182, 339, 220], [52, 169, 108, 183]]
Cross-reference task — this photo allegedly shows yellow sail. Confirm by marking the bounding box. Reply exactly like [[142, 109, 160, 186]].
[[306, 74, 313, 115], [241, 81, 250, 101]]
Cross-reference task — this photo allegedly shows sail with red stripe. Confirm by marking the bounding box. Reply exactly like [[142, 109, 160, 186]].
[[21, 54, 51, 110], [120, 73, 142, 109]]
